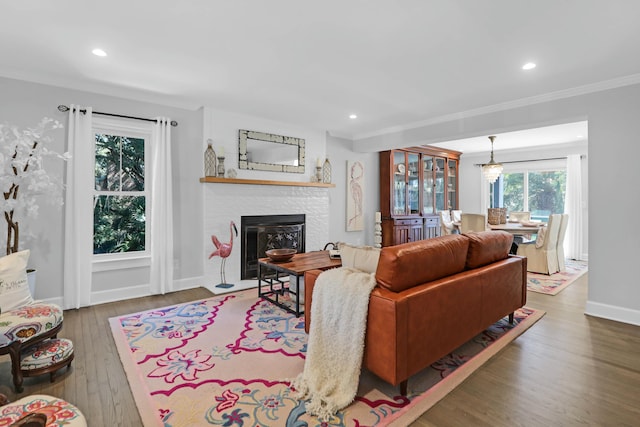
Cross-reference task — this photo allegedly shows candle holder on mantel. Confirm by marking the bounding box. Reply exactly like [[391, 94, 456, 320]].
[[315, 166, 323, 183], [217, 156, 226, 177]]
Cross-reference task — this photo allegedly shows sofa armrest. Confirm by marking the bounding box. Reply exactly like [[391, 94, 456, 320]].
[[303, 269, 323, 333]]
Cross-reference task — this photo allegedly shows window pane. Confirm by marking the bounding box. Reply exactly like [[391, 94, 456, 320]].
[[503, 173, 525, 212], [94, 195, 146, 254], [95, 134, 120, 191], [528, 171, 566, 221], [121, 137, 145, 191], [94, 134, 145, 192]]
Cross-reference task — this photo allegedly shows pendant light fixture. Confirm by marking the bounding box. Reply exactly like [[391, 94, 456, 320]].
[[482, 135, 503, 183]]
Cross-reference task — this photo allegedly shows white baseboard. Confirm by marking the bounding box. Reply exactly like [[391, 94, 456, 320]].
[[585, 300, 640, 326], [40, 276, 263, 309]]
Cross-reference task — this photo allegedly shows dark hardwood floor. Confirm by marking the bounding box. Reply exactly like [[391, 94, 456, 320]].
[[1, 273, 639, 426]]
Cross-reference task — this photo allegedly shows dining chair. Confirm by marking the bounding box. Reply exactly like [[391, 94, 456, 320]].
[[509, 211, 531, 222], [439, 210, 455, 235], [556, 214, 569, 271], [460, 213, 487, 233], [517, 214, 561, 274], [451, 210, 462, 223]]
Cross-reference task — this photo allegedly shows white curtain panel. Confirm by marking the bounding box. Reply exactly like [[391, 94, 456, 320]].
[[150, 118, 174, 294], [564, 154, 584, 260], [63, 105, 93, 309], [479, 167, 489, 217]]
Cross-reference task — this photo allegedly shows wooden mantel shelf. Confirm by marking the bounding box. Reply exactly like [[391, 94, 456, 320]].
[[200, 177, 335, 188]]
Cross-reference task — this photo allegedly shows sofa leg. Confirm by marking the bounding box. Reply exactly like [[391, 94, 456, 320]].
[[508, 312, 514, 324], [400, 380, 408, 396]]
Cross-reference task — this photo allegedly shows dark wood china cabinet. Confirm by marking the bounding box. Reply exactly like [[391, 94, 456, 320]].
[[379, 146, 461, 246]]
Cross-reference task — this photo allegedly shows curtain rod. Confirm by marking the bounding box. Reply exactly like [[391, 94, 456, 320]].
[[57, 105, 178, 127], [474, 154, 586, 166]]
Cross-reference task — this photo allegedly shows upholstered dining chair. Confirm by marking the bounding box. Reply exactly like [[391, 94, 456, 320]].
[[460, 213, 487, 233], [556, 214, 569, 271], [439, 210, 455, 235], [509, 211, 531, 222], [517, 214, 562, 274], [451, 210, 462, 223]]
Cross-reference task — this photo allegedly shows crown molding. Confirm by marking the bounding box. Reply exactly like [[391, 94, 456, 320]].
[[353, 73, 640, 141]]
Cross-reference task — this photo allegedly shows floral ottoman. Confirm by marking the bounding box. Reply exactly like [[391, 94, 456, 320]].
[[0, 394, 87, 426], [21, 338, 74, 382]]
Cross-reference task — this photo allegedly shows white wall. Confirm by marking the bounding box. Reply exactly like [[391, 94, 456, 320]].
[[353, 83, 640, 326], [326, 134, 379, 247]]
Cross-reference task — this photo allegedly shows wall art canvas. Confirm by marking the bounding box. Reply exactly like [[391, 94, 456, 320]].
[[347, 160, 364, 231]]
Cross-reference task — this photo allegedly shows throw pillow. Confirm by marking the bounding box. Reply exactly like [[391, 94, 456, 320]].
[[339, 243, 381, 274], [0, 250, 33, 312]]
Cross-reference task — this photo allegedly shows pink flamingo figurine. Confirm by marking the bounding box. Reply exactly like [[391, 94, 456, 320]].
[[209, 221, 238, 288]]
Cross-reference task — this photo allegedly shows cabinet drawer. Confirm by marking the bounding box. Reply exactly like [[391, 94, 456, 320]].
[[424, 217, 439, 226], [394, 218, 423, 226]]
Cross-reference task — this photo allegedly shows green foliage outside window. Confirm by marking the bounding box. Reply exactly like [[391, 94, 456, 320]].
[[94, 196, 146, 254], [93, 133, 146, 254], [528, 171, 566, 219], [502, 171, 566, 221]]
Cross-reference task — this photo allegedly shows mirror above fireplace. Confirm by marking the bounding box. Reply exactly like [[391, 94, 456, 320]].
[[238, 129, 306, 173]]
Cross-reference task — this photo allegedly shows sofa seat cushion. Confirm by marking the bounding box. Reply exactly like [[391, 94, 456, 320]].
[[0, 394, 87, 426], [0, 303, 64, 344], [376, 234, 469, 292], [464, 231, 513, 269]]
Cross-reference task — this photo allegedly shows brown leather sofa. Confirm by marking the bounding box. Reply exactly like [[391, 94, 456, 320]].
[[304, 231, 527, 395]]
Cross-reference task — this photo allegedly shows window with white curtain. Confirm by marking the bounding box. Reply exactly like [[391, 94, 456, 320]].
[[92, 117, 151, 259]]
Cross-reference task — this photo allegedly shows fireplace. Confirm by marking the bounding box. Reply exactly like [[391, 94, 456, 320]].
[[241, 214, 306, 279]]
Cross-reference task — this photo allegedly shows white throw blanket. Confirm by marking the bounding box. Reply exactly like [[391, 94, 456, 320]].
[[291, 267, 377, 421]]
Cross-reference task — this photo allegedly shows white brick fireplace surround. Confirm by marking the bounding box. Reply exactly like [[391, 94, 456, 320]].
[[203, 183, 330, 291]]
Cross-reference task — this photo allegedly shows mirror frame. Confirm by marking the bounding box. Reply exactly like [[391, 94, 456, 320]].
[[238, 129, 305, 173]]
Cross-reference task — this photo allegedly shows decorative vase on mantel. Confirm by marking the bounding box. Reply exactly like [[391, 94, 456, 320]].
[[322, 158, 332, 183], [204, 140, 217, 177]]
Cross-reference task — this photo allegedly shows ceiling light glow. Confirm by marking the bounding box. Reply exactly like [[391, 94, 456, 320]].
[[92, 48, 107, 57], [349, 114, 357, 119], [522, 62, 536, 70]]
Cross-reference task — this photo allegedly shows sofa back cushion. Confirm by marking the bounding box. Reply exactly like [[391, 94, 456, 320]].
[[376, 235, 469, 292], [463, 231, 513, 269]]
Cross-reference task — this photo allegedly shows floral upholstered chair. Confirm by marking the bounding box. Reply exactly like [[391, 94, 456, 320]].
[[0, 251, 64, 392], [0, 393, 87, 426]]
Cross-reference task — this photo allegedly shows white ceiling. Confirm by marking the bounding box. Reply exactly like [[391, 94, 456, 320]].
[[430, 121, 588, 154], [2, 1, 640, 143]]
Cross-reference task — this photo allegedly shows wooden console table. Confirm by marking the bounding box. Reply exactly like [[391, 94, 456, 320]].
[[258, 251, 342, 316]]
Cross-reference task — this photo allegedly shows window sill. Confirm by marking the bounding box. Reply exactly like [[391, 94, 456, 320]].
[[93, 255, 151, 272]]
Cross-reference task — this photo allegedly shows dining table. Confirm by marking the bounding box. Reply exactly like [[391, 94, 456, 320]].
[[487, 222, 544, 235]]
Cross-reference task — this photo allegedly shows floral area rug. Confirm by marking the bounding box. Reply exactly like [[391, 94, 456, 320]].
[[109, 290, 544, 427], [527, 259, 588, 295]]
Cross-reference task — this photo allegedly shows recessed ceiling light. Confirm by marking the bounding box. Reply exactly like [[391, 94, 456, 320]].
[[522, 62, 536, 70], [92, 48, 107, 57], [577, 134, 584, 138], [349, 114, 357, 119]]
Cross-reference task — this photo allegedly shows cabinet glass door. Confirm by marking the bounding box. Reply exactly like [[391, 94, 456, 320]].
[[422, 156, 434, 214], [435, 157, 446, 212], [447, 159, 457, 210], [393, 151, 406, 215], [407, 153, 420, 214]]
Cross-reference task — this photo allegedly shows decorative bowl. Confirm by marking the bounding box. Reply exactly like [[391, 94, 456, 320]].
[[265, 248, 297, 262]]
